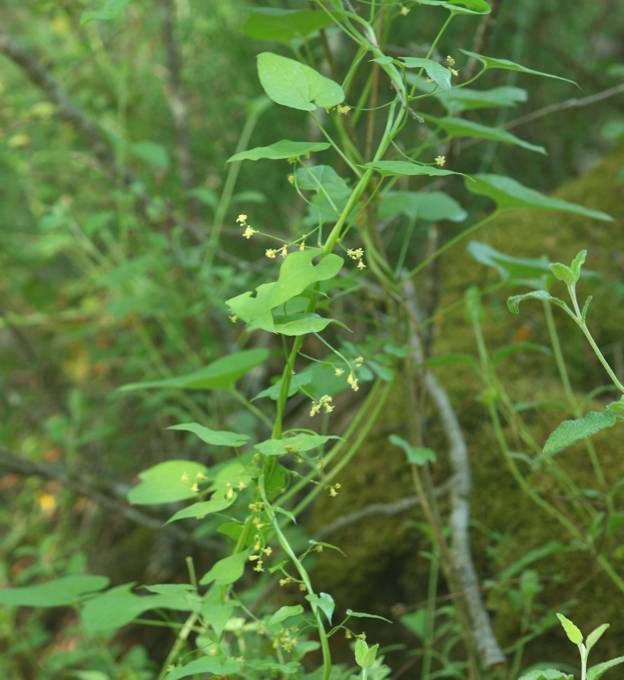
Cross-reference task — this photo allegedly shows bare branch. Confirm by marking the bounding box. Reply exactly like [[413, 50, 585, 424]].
[[404, 283, 506, 669]]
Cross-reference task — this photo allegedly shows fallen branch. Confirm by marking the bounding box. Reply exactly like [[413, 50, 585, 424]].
[[0, 446, 220, 550]]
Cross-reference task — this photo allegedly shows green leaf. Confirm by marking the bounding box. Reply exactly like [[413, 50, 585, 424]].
[[269, 605, 305, 626], [467, 241, 551, 282], [364, 160, 461, 177], [226, 249, 343, 333], [379, 191, 467, 222], [399, 58, 452, 90], [465, 174, 612, 221], [416, 0, 491, 15], [588, 656, 624, 680], [243, 8, 332, 44], [544, 411, 621, 456], [200, 551, 249, 586], [129, 141, 169, 170], [0, 575, 109, 608], [586, 623, 609, 653], [355, 639, 380, 669], [166, 495, 235, 524], [120, 349, 269, 392], [81, 583, 199, 633], [167, 423, 249, 448], [549, 263, 575, 286], [389, 434, 437, 466], [255, 433, 336, 456], [518, 671, 573, 680], [296, 165, 351, 224], [81, 0, 131, 24], [305, 592, 334, 624], [436, 86, 527, 114], [346, 608, 393, 623], [425, 115, 545, 154], [164, 657, 242, 680], [127, 460, 208, 505], [507, 290, 567, 315], [228, 139, 330, 163], [254, 372, 313, 401], [461, 49, 576, 84], [273, 312, 337, 336], [257, 52, 344, 111], [556, 613, 583, 645], [570, 249, 587, 281]]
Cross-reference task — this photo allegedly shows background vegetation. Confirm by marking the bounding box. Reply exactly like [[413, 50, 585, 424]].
[[1, 1, 624, 678]]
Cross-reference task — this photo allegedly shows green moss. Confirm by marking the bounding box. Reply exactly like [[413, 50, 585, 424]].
[[306, 148, 624, 668]]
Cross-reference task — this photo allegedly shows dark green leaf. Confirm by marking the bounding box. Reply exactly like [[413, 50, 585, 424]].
[[200, 551, 249, 586], [364, 160, 461, 177], [389, 434, 437, 465], [167, 423, 249, 447], [243, 8, 332, 44], [461, 49, 575, 84], [81, 0, 131, 24], [436, 86, 526, 114], [588, 656, 624, 680], [0, 575, 109, 608], [255, 433, 336, 456], [379, 191, 466, 222], [399, 58, 452, 90], [544, 411, 621, 456]]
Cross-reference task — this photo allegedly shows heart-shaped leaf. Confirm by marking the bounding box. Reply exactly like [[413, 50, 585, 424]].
[[257, 52, 344, 111]]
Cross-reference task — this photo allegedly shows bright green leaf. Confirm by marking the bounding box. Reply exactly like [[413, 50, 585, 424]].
[[416, 0, 491, 14], [167, 495, 235, 524], [305, 592, 334, 624], [549, 263, 575, 286], [436, 86, 527, 114], [544, 411, 621, 456], [273, 312, 337, 336], [588, 655, 624, 680], [168, 423, 249, 448], [556, 613, 583, 645], [127, 460, 208, 505], [226, 249, 343, 332], [0, 575, 109, 608], [228, 139, 330, 163], [466, 174, 612, 221], [346, 608, 393, 623], [269, 605, 304, 626], [257, 52, 344, 111], [243, 8, 332, 44], [200, 551, 249, 586], [120, 349, 269, 392], [586, 623, 609, 653]]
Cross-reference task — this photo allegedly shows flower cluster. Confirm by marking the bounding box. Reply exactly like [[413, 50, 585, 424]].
[[236, 213, 256, 239], [309, 394, 334, 417], [347, 247, 366, 270]]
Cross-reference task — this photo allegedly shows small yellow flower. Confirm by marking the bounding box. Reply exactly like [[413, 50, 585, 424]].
[[242, 225, 256, 239], [299, 240, 306, 251], [446, 55, 456, 67], [236, 214, 248, 225], [237, 480, 248, 490], [435, 155, 446, 167], [287, 174, 295, 184], [347, 373, 359, 391], [265, 248, 277, 259], [400, 5, 410, 15], [180, 472, 190, 483], [347, 248, 364, 260], [337, 104, 351, 115], [450, 67, 459, 77], [310, 394, 334, 416], [228, 313, 238, 323], [253, 559, 264, 573], [191, 482, 200, 493], [263, 546, 273, 556], [329, 482, 341, 497], [334, 367, 344, 376], [356, 259, 366, 270], [354, 356, 364, 367], [279, 245, 288, 258]]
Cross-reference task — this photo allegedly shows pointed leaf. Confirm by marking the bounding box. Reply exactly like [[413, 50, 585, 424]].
[[586, 623, 609, 653], [544, 411, 621, 456], [168, 423, 249, 448], [255, 433, 337, 457], [305, 592, 334, 624], [167, 495, 236, 524], [364, 160, 461, 177], [461, 49, 576, 84], [389, 434, 437, 466], [416, 0, 491, 15], [468, 241, 551, 281], [399, 58, 452, 90], [346, 608, 393, 623], [228, 139, 330, 163], [257, 52, 344, 111], [269, 605, 305, 626], [425, 115, 545, 154], [120, 349, 269, 392], [436, 86, 527, 114], [466, 174, 612, 221], [164, 657, 242, 680], [588, 655, 624, 680], [507, 290, 567, 315], [0, 575, 109, 608], [556, 613, 583, 645]]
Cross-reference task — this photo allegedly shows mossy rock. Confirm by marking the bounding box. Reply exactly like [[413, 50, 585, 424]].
[[306, 147, 624, 669]]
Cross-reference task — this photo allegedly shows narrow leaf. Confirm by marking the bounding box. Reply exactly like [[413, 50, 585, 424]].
[[228, 139, 330, 163], [0, 575, 109, 608], [543, 411, 621, 456], [168, 423, 249, 448]]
